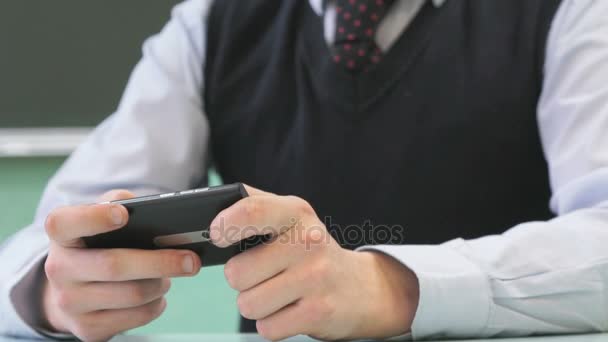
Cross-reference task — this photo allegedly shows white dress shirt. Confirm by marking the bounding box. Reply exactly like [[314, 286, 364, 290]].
[[2, 0, 608, 339]]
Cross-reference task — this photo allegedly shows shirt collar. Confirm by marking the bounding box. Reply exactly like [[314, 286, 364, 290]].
[[309, 0, 446, 16]]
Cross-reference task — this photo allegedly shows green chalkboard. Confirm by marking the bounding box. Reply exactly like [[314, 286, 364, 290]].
[[0, 1, 181, 128]]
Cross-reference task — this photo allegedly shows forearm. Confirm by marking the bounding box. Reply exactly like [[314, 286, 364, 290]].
[[363, 202, 608, 340]]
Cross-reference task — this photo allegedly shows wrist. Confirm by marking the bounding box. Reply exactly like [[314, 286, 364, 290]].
[[356, 250, 420, 339]]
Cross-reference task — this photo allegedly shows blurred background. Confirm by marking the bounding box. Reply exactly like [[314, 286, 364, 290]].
[[0, 0, 238, 335]]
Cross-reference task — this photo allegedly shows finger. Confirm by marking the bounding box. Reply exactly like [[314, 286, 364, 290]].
[[210, 194, 316, 247], [45, 203, 128, 246], [256, 299, 326, 341], [72, 297, 167, 342], [224, 237, 306, 291], [237, 268, 310, 320], [57, 278, 171, 314], [99, 189, 136, 202], [47, 247, 201, 283], [241, 184, 274, 197], [45, 190, 134, 248]]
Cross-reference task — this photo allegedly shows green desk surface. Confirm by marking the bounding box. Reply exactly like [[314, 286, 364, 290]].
[[112, 334, 608, 342], [1, 333, 607, 342]]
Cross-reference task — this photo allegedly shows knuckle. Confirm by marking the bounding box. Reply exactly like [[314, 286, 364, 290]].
[[288, 196, 316, 217], [161, 278, 172, 295], [223, 260, 242, 290], [126, 283, 148, 305], [308, 258, 331, 283], [144, 298, 166, 319], [243, 197, 264, 221], [44, 210, 60, 238], [55, 289, 74, 312], [305, 268, 323, 285], [302, 228, 327, 250], [315, 256, 331, 276], [130, 302, 163, 328], [236, 293, 255, 319], [44, 257, 61, 282], [304, 297, 335, 324]]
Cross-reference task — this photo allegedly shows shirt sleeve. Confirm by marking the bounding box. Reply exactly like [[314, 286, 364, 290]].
[[360, 0, 608, 339], [0, 0, 214, 338]]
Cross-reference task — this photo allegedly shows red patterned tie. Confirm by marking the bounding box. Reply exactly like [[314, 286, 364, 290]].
[[332, 0, 396, 73]]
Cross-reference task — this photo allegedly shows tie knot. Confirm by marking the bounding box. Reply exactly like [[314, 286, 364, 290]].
[[331, 0, 396, 72]]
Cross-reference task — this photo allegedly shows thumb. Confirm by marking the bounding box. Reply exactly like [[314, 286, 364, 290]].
[[98, 189, 137, 202]]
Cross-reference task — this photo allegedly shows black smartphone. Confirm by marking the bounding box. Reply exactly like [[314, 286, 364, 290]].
[[83, 183, 262, 267]]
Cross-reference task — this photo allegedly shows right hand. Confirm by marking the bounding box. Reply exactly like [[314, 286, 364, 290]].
[[42, 190, 202, 341]]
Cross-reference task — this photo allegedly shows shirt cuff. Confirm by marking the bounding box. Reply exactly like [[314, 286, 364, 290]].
[[1, 246, 47, 339], [4, 248, 73, 340], [358, 239, 491, 340]]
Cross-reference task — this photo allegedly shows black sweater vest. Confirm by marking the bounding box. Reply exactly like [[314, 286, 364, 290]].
[[204, 0, 561, 332]]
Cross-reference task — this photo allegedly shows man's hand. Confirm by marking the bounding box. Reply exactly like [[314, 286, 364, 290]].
[[42, 190, 202, 342], [210, 186, 420, 341]]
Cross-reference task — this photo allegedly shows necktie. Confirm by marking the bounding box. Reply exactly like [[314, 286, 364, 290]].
[[331, 0, 396, 73]]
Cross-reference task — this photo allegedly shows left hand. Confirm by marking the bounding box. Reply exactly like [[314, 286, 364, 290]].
[[210, 185, 420, 341]]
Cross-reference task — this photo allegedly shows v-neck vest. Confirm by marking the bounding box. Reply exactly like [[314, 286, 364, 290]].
[[203, 0, 561, 331]]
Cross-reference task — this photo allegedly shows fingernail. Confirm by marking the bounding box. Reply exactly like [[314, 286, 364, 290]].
[[110, 205, 125, 226], [182, 255, 194, 274]]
